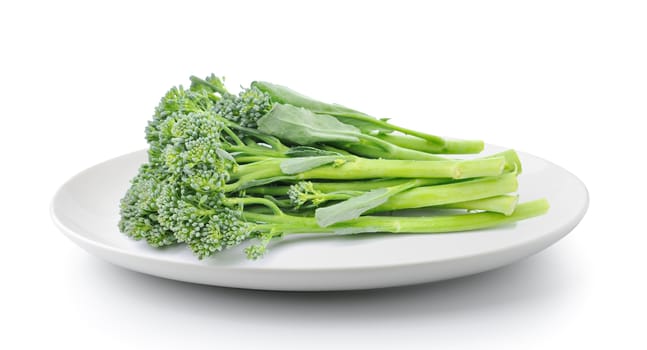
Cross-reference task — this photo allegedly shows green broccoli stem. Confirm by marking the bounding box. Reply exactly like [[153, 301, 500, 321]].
[[327, 111, 447, 146], [370, 172, 518, 212], [293, 191, 360, 206], [223, 197, 284, 216], [258, 194, 519, 216], [332, 136, 448, 160], [224, 145, 287, 159], [220, 124, 245, 146], [490, 149, 522, 174], [246, 178, 455, 196], [232, 150, 519, 194], [375, 133, 484, 154], [245, 199, 549, 235], [218, 117, 291, 153], [435, 195, 519, 216], [301, 157, 505, 180], [313, 173, 518, 226], [312, 178, 446, 214], [234, 156, 275, 163], [237, 128, 291, 153], [232, 156, 506, 184], [319, 145, 353, 155]]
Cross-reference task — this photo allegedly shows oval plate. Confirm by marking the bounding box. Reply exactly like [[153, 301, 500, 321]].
[[51, 146, 588, 291]]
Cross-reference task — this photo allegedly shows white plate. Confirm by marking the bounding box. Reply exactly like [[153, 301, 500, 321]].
[[51, 146, 588, 291]]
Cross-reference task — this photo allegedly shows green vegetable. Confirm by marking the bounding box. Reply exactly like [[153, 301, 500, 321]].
[[258, 103, 447, 160], [119, 73, 549, 260], [194, 76, 483, 159], [376, 133, 485, 155], [243, 199, 550, 237], [253, 81, 480, 152]]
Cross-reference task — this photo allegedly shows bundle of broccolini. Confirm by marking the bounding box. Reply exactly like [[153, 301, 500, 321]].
[[119, 74, 549, 259]]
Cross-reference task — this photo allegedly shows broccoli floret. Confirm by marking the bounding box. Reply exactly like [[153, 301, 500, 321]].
[[139, 175, 252, 259], [119, 164, 176, 247], [145, 86, 219, 165], [188, 74, 272, 129], [174, 204, 252, 260], [215, 86, 272, 128], [287, 181, 323, 208], [286, 181, 358, 209]]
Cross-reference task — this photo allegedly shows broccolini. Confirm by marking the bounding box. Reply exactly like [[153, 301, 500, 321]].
[[119, 73, 549, 260]]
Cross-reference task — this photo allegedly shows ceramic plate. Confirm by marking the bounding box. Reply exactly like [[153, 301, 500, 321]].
[[51, 146, 588, 291]]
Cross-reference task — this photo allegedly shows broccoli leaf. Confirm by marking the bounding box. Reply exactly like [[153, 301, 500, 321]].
[[315, 188, 392, 227], [253, 81, 361, 116], [257, 104, 361, 145], [253, 81, 393, 134]]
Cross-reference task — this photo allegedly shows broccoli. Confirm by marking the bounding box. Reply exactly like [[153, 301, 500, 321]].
[[241, 198, 549, 259], [189, 75, 481, 160], [247, 171, 518, 227], [252, 81, 485, 154], [121, 166, 547, 260], [118, 73, 549, 260]]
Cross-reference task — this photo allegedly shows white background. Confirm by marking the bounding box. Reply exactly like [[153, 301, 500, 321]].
[[1, 0, 645, 349]]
